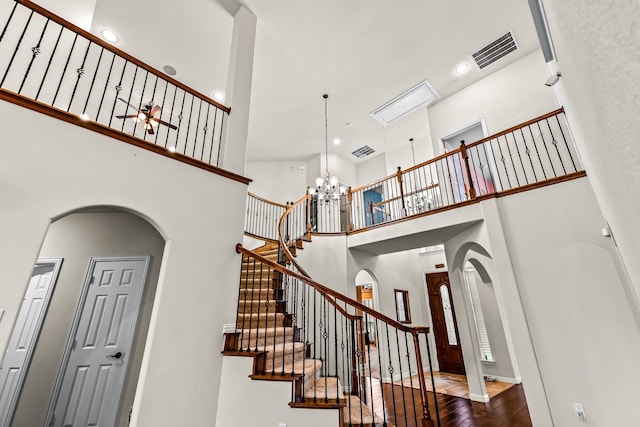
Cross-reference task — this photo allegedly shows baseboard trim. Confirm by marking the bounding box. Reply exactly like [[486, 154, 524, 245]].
[[469, 392, 490, 403], [485, 375, 521, 384]]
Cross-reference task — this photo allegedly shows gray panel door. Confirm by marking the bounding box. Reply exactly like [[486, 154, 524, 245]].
[[0, 259, 62, 427], [49, 257, 148, 427]]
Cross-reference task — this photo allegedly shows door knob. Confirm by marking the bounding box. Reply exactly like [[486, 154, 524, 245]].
[[107, 351, 123, 359]]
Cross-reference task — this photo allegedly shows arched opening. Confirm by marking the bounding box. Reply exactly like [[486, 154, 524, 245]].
[[354, 269, 379, 347], [3, 208, 165, 427]]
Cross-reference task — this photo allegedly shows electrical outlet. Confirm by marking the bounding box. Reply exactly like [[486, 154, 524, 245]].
[[278, 423, 287, 427], [573, 402, 586, 421]]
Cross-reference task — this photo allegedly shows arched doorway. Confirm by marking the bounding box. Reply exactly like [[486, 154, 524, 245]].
[[4, 209, 165, 427]]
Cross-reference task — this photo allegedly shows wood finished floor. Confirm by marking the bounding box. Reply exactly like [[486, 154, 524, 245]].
[[380, 383, 532, 427]]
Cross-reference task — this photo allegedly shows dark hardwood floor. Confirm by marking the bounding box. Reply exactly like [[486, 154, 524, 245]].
[[380, 383, 532, 427]]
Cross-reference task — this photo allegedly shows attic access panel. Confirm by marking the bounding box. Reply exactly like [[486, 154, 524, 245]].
[[370, 80, 440, 127]]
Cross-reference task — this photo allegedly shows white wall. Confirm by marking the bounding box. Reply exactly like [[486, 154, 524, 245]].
[[0, 102, 248, 426], [355, 153, 386, 188], [494, 177, 640, 426], [428, 49, 560, 154], [245, 160, 309, 203], [542, 0, 640, 310], [12, 212, 164, 427], [216, 356, 338, 427]]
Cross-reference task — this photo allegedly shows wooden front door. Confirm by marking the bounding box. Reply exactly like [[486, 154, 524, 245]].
[[426, 272, 465, 375]]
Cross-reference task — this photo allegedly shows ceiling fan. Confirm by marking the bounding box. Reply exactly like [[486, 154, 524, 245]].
[[116, 97, 177, 134]]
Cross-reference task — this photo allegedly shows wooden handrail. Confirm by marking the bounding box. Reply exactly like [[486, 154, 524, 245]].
[[247, 192, 287, 208], [16, 0, 231, 114], [466, 107, 565, 149], [236, 243, 429, 334], [370, 183, 439, 208]]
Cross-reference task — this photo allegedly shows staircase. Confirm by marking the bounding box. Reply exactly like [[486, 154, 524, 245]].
[[223, 243, 387, 426]]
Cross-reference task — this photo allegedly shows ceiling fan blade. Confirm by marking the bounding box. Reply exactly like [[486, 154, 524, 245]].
[[115, 114, 139, 119], [117, 97, 139, 111], [150, 105, 162, 117], [157, 120, 177, 130]]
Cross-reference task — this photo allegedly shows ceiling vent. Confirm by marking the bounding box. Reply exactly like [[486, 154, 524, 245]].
[[370, 80, 440, 127], [471, 31, 519, 70], [352, 145, 375, 159]]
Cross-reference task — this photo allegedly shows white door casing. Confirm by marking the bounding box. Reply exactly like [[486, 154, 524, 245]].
[[48, 257, 149, 427], [0, 258, 63, 427]]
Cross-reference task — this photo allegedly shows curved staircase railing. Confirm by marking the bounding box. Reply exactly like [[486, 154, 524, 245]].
[[230, 190, 440, 426]]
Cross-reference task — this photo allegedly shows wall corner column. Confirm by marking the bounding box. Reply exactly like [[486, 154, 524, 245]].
[[220, 5, 257, 176]]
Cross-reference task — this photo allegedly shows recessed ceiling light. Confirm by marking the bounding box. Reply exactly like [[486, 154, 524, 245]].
[[455, 62, 470, 75], [79, 114, 90, 121], [212, 91, 225, 102], [168, 146, 176, 153], [333, 138, 341, 145], [163, 65, 177, 76], [100, 29, 118, 43]]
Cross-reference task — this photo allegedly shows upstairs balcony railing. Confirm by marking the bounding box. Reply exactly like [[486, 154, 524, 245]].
[[244, 108, 585, 242], [0, 0, 236, 176]]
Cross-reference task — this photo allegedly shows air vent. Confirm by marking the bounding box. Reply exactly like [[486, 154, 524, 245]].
[[370, 80, 440, 127], [352, 145, 375, 159], [471, 31, 519, 70]]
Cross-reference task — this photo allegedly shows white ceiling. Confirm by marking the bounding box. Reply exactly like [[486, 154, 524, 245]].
[[36, 0, 541, 165]]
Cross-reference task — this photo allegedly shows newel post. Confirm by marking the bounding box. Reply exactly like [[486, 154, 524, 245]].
[[459, 140, 477, 200], [396, 166, 406, 216], [412, 332, 435, 427], [305, 189, 312, 238], [347, 186, 354, 231]]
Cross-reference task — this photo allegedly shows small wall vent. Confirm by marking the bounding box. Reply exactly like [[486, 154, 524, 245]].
[[352, 145, 375, 159], [370, 80, 440, 127], [471, 31, 519, 70]]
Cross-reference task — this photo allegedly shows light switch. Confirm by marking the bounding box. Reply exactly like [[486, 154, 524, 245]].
[[573, 402, 586, 421]]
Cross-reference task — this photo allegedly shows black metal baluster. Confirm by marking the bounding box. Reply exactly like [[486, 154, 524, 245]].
[[385, 324, 398, 426], [175, 90, 187, 153], [208, 107, 219, 164], [35, 25, 62, 100], [51, 32, 79, 106], [527, 124, 547, 180], [536, 121, 557, 177], [80, 46, 104, 117], [216, 112, 226, 166], [0, 2, 19, 45], [200, 103, 211, 161], [404, 331, 419, 426], [510, 131, 529, 184], [66, 38, 92, 112], [183, 94, 196, 154], [192, 99, 203, 158], [18, 17, 48, 93], [545, 117, 567, 175], [556, 114, 578, 172], [484, 139, 502, 192], [235, 254, 247, 351], [501, 135, 518, 188], [1, 9, 34, 87], [131, 70, 148, 137], [143, 74, 160, 141], [128, 67, 144, 135], [154, 80, 170, 146], [164, 84, 178, 148], [423, 333, 440, 426], [108, 59, 129, 127], [394, 329, 408, 427], [95, 52, 116, 122], [520, 127, 538, 182]]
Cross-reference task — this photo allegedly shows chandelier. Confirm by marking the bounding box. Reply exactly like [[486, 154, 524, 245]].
[[310, 94, 347, 202], [405, 138, 432, 214]]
